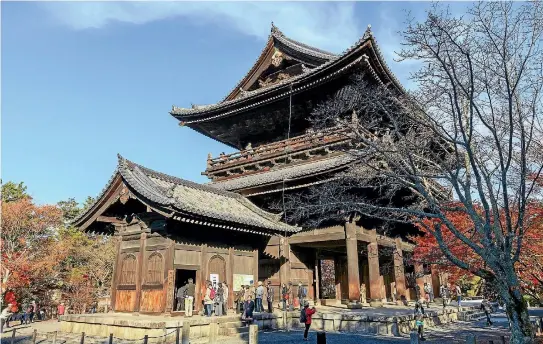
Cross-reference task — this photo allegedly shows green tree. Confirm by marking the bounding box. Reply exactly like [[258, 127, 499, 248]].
[[1, 181, 29, 202]]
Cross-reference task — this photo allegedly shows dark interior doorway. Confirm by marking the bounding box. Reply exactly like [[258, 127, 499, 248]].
[[174, 269, 197, 311]]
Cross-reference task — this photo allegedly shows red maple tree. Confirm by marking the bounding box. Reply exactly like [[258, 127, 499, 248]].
[[410, 201, 543, 304]]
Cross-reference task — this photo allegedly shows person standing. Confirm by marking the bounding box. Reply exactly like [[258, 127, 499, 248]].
[[423, 283, 431, 307], [215, 283, 224, 316], [281, 283, 289, 311], [184, 278, 195, 317], [301, 302, 316, 341], [481, 299, 493, 326], [455, 284, 462, 308], [414, 301, 426, 341], [255, 281, 264, 313], [204, 283, 214, 317], [176, 284, 186, 311], [439, 284, 449, 309], [222, 282, 229, 316], [266, 281, 274, 313], [57, 303, 65, 322], [297, 283, 307, 311]]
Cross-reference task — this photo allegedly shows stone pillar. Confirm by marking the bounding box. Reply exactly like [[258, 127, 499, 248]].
[[345, 221, 361, 303], [367, 235, 382, 307], [415, 264, 425, 300], [393, 238, 407, 304]]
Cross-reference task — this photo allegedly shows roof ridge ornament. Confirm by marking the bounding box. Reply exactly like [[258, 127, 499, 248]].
[[363, 24, 373, 40], [271, 21, 284, 37]]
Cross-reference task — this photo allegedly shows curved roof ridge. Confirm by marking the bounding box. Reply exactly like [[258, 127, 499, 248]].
[[219, 23, 337, 103]]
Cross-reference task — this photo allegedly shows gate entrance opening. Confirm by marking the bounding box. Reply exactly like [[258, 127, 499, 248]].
[[173, 269, 197, 312]]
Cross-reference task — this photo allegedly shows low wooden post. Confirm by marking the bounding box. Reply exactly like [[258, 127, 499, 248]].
[[109, 333, 113, 344], [465, 334, 476, 344], [410, 331, 419, 344], [249, 324, 258, 344], [80, 332, 86, 344], [209, 322, 218, 343], [32, 329, 37, 344], [539, 317, 543, 333], [489, 341, 494, 344], [316, 331, 326, 344], [53, 331, 58, 344], [143, 335, 149, 344], [182, 322, 190, 344], [501, 336, 506, 344], [176, 327, 180, 344], [10, 328, 16, 344]]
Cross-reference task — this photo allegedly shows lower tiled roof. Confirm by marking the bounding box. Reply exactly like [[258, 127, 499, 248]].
[[74, 155, 298, 233], [210, 154, 356, 191]]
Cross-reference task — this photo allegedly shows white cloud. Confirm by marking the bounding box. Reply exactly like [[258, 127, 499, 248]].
[[40, 1, 360, 53]]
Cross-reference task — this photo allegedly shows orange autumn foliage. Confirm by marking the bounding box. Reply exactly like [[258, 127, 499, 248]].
[[1, 197, 63, 293], [410, 202, 543, 302]]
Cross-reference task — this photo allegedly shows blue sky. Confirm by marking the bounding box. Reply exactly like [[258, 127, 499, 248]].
[[1, 1, 466, 205]]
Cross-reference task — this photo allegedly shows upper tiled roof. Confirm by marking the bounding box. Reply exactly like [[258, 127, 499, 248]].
[[170, 25, 405, 121], [73, 155, 299, 233], [210, 154, 356, 191]]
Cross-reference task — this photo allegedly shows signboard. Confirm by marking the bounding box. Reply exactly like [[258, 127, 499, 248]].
[[233, 274, 254, 292], [209, 274, 220, 289], [166, 270, 174, 312]]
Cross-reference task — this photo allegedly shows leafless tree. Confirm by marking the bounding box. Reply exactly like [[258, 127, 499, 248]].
[[283, 2, 543, 342]]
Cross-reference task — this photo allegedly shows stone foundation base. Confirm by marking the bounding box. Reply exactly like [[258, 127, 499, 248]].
[[60, 307, 471, 341], [370, 300, 383, 307]]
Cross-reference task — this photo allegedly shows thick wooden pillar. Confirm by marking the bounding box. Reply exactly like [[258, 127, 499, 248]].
[[415, 264, 425, 300], [279, 237, 291, 287], [110, 235, 122, 311], [253, 249, 259, 283], [164, 239, 175, 313], [393, 238, 407, 303], [135, 232, 147, 312], [345, 221, 361, 302], [367, 234, 382, 307], [228, 247, 234, 310], [431, 265, 440, 297]]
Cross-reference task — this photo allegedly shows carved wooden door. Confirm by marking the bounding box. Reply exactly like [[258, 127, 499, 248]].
[[208, 255, 227, 283]]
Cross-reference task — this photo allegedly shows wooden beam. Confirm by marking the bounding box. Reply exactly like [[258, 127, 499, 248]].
[[288, 232, 345, 244], [97, 216, 126, 224]]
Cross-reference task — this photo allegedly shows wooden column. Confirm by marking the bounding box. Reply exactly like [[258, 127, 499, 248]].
[[393, 238, 407, 303], [415, 264, 425, 300], [253, 249, 259, 283], [197, 244, 207, 312], [279, 237, 291, 286], [431, 265, 440, 298], [164, 239, 175, 313], [345, 221, 360, 302], [228, 247, 234, 310], [367, 232, 382, 307], [110, 235, 122, 311], [314, 254, 320, 305], [134, 232, 147, 312]]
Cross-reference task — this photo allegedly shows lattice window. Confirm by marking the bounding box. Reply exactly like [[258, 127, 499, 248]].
[[120, 255, 137, 285], [146, 253, 163, 284]]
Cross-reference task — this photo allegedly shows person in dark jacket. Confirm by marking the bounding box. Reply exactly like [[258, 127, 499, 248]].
[[243, 295, 255, 327], [481, 299, 493, 326], [266, 281, 274, 313]]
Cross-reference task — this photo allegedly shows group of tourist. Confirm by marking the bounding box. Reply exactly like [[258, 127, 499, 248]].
[[438, 283, 463, 309], [175, 278, 196, 316], [203, 281, 229, 317], [0, 301, 46, 332]]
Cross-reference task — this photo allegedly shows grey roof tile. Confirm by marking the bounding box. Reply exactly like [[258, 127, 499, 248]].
[[210, 154, 356, 191]]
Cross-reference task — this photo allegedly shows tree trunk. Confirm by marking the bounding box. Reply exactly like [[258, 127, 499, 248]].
[[497, 272, 533, 344]]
